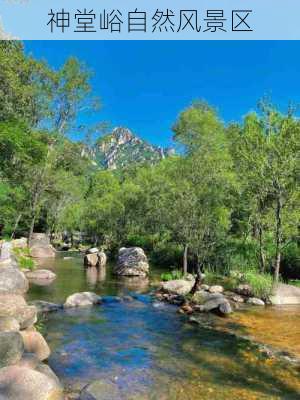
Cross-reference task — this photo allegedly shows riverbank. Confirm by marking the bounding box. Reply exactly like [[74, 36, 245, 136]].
[[0, 241, 64, 400]]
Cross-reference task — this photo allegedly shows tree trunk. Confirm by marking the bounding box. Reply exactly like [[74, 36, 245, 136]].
[[28, 213, 36, 245], [258, 226, 266, 273], [10, 213, 22, 240], [274, 196, 282, 282], [191, 262, 203, 294], [183, 244, 188, 276]]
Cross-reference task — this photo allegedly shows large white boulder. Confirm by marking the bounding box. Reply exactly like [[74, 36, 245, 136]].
[[161, 278, 195, 296], [115, 247, 149, 277], [270, 283, 300, 305]]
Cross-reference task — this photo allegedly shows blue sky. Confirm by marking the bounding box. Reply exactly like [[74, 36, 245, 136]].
[[25, 41, 300, 148]]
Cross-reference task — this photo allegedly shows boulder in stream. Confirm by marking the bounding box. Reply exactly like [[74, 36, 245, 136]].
[[84, 251, 107, 269], [115, 247, 149, 277], [25, 269, 56, 286], [64, 292, 102, 308], [29, 233, 56, 259], [80, 379, 120, 400], [161, 278, 195, 296]]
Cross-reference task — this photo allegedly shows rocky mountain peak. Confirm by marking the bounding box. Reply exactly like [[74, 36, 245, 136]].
[[89, 126, 175, 170]]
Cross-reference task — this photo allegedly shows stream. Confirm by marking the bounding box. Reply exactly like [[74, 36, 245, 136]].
[[26, 253, 300, 400]]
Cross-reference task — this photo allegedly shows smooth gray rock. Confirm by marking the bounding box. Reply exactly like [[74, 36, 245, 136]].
[[0, 294, 37, 329], [64, 292, 102, 308], [0, 332, 24, 368], [219, 300, 233, 315], [0, 366, 64, 400], [30, 300, 62, 313], [208, 285, 224, 294], [0, 266, 29, 295], [236, 284, 252, 297], [247, 297, 265, 306], [20, 330, 50, 361], [161, 278, 195, 296], [25, 269, 56, 281], [80, 380, 120, 400]]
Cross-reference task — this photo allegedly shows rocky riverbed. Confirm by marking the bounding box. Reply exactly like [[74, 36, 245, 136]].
[[1, 243, 300, 400]]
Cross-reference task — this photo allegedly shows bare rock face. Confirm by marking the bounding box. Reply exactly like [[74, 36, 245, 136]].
[[29, 233, 56, 259], [0, 294, 37, 330], [161, 278, 195, 296], [20, 330, 51, 361], [0, 366, 64, 400], [0, 332, 24, 368], [115, 247, 149, 277], [64, 292, 102, 308], [0, 266, 29, 295]]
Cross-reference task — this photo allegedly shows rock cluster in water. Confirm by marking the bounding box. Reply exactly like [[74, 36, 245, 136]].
[[155, 277, 270, 317], [0, 240, 63, 400]]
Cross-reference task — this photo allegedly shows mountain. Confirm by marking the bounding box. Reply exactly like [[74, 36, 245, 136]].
[[88, 127, 175, 170]]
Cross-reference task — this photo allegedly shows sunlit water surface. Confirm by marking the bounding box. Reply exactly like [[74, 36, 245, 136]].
[[27, 253, 300, 400]]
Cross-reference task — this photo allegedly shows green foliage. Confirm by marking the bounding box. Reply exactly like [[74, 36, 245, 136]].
[[160, 270, 184, 281], [13, 247, 36, 270], [0, 42, 298, 284], [18, 256, 36, 271], [289, 280, 300, 288], [241, 271, 274, 299]]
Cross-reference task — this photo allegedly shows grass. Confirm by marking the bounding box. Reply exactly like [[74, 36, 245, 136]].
[[241, 271, 274, 299], [289, 280, 300, 288], [203, 268, 274, 299], [12, 246, 36, 270], [160, 269, 184, 281]]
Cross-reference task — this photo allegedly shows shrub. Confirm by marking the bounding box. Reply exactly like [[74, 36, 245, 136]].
[[241, 271, 274, 299], [160, 269, 183, 281], [289, 280, 300, 288], [18, 256, 36, 270]]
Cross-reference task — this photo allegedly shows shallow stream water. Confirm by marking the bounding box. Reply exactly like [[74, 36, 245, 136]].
[[27, 253, 300, 400]]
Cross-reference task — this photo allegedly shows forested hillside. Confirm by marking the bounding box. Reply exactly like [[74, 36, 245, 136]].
[[0, 41, 299, 284]]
